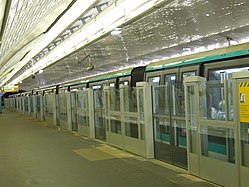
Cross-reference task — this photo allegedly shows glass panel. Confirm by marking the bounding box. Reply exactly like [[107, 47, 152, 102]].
[[71, 92, 77, 131], [241, 122, 249, 167], [148, 76, 160, 86], [165, 74, 176, 85], [109, 83, 115, 87], [173, 120, 187, 148], [45, 94, 53, 118], [123, 81, 129, 86], [21, 98, 23, 110], [226, 79, 234, 121], [94, 90, 104, 109], [182, 71, 196, 78], [200, 125, 235, 163], [150, 76, 161, 114], [76, 91, 89, 127], [94, 111, 106, 140], [77, 91, 88, 109], [78, 114, 89, 126], [153, 116, 172, 163], [124, 87, 137, 112], [59, 92, 68, 121], [172, 84, 185, 116], [203, 80, 233, 121], [186, 85, 197, 153], [30, 97, 34, 112], [110, 115, 121, 134], [93, 88, 106, 140], [36, 96, 40, 112], [109, 88, 120, 111], [105, 91, 109, 132], [139, 89, 145, 140], [209, 67, 249, 81], [152, 85, 169, 115], [125, 117, 138, 139], [24, 97, 28, 112], [154, 117, 171, 144]]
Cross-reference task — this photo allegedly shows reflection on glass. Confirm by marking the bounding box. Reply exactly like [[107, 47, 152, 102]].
[[152, 86, 170, 115], [109, 88, 120, 111], [94, 90, 104, 109], [94, 111, 106, 140], [59, 92, 68, 121], [240, 122, 249, 167], [124, 87, 137, 112], [208, 67, 245, 121], [124, 81, 129, 86], [21, 98, 23, 110], [148, 76, 160, 86], [45, 94, 53, 117], [173, 120, 187, 148], [154, 117, 170, 144], [204, 80, 233, 121], [150, 76, 160, 114], [109, 83, 115, 87], [125, 117, 138, 139], [182, 71, 196, 78], [30, 97, 34, 112], [200, 125, 235, 163], [110, 116, 121, 134], [76, 91, 89, 127], [187, 85, 197, 153], [37, 96, 40, 112], [24, 97, 28, 112]]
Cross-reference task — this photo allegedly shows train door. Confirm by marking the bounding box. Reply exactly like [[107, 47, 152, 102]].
[[71, 91, 78, 131]]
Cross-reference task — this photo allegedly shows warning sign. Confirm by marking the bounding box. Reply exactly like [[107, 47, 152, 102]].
[[239, 82, 249, 122]]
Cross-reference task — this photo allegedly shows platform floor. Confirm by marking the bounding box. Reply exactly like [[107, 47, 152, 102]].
[[0, 110, 218, 187]]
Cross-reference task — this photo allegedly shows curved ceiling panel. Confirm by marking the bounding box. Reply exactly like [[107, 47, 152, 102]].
[[2, 0, 249, 91]]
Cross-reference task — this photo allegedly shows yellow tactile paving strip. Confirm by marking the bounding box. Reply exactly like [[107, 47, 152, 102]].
[[73, 144, 134, 161]]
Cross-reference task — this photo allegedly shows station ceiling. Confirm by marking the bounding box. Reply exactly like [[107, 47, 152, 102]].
[[0, 0, 249, 91]]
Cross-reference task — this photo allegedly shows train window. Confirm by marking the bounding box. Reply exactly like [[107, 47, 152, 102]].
[[209, 67, 249, 81], [206, 67, 239, 121], [123, 81, 129, 86], [164, 74, 176, 84], [109, 83, 115, 87], [182, 71, 196, 78], [148, 76, 160, 86], [92, 85, 101, 90]]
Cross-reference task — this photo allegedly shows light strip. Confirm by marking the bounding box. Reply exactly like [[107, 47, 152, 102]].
[[9, 0, 163, 86]]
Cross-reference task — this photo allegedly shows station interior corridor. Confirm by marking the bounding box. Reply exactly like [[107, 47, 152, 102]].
[[0, 110, 217, 187]]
